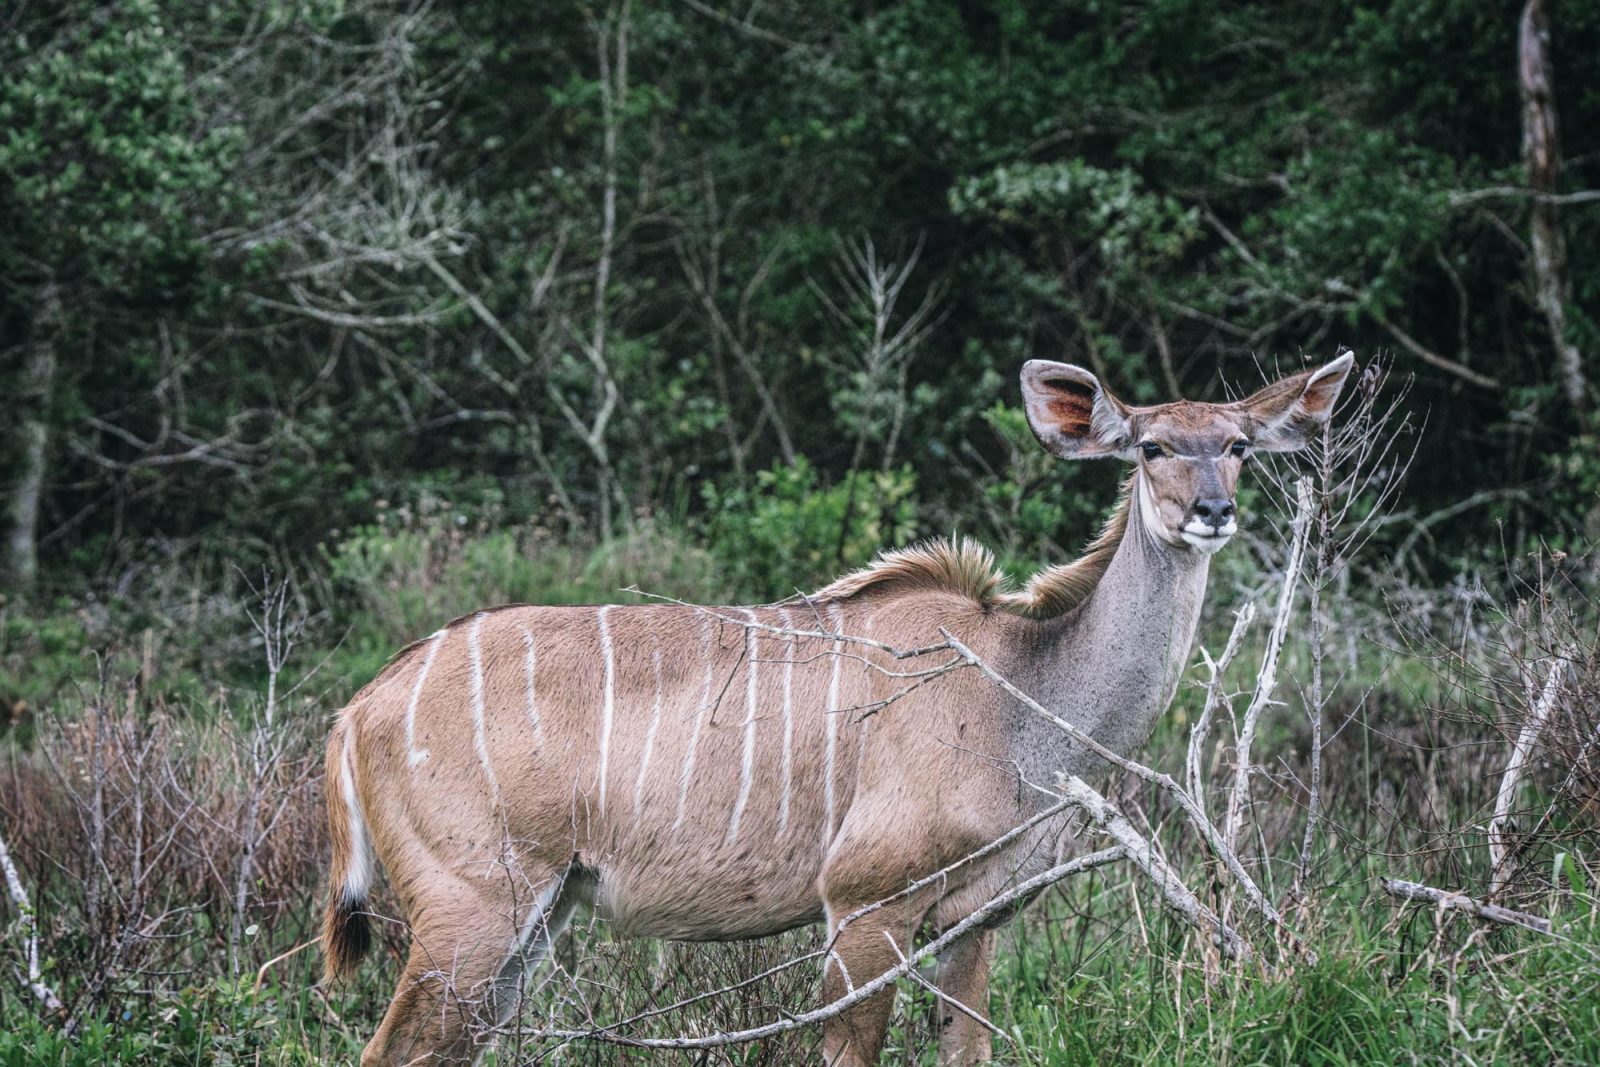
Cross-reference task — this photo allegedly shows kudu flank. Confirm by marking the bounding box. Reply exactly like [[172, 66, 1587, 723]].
[[323, 354, 1354, 1065]]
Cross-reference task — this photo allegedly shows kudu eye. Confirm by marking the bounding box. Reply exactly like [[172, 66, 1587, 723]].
[[1229, 440, 1249, 458], [1141, 442, 1163, 460]]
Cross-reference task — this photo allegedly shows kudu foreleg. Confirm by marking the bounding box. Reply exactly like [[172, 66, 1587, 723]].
[[932, 927, 995, 1065], [820, 902, 920, 1067]]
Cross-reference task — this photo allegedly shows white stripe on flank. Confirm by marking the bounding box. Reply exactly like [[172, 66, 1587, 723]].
[[468, 614, 501, 802], [340, 739, 373, 899], [823, 603, 842, 850], [634, 648, 664, 816], [777, 607, 795, 835], [725, 608, 760, 846], [520, 624, 543, 743], [674, 616, 713, 832], [855, 613, 874, 767], [405, 630, 446, 768], [597, 606, 616, 817]]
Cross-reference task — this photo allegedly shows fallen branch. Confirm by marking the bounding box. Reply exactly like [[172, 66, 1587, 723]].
[[939, 629, 1312, 962], [532, 846, 1125, 1049], [1381, 878, 1553, 935]]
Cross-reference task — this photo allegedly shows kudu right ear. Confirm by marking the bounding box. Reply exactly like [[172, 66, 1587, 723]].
[[1020, 360, 1135, 460]]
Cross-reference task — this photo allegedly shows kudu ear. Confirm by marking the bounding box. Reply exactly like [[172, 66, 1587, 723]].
[[1234, 352, 1356, 452], [1020, 360, 1135, 460]]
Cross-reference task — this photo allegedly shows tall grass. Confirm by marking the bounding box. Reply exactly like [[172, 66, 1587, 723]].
[[2, 508, 1599, 1064]]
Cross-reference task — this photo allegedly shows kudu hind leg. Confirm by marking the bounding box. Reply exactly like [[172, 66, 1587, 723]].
[[361, 870, 571, 1067]]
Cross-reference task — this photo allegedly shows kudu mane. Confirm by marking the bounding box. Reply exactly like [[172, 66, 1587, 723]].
[[357, 475, 1135, 712], [815, 474, 1135, 619]]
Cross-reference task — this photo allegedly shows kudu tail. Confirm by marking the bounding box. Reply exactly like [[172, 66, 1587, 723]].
[[322, 719, 374, 983]]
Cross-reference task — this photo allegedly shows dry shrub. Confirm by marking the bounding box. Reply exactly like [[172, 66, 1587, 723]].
[[0, 673, 329, 1023]]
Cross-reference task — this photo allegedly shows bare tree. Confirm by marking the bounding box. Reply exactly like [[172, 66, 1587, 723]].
[[4, 281, 61, 589], [810, 238, 945, 563], [1520, 0, 1585, 409]]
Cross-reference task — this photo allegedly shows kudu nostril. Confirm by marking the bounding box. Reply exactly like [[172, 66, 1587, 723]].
[[1193, 498, 1236, 528]]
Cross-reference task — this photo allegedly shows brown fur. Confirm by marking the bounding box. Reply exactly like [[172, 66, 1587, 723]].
[[322, 355, 1355, 1066], [816, 476, 1135, 621]]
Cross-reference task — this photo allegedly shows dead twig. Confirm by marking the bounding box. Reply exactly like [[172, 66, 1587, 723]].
[[1381, 879, 1553, 936], [1488, 653, 1570, 898]]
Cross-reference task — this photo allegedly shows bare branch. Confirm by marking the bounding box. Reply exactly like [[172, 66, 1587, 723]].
[[1381, 879, 1553, 936]]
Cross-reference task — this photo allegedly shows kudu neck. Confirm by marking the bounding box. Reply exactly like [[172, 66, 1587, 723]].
[[1023, 469, 1213, 769]]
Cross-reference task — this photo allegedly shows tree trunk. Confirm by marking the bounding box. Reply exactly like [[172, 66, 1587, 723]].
[[6, 282, 61, 589], [1520, 0, 1585, 409]]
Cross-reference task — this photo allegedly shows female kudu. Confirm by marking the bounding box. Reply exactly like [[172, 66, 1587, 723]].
[[323, 354, 1353, 1065]]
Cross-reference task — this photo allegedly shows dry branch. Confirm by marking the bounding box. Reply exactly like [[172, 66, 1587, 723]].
[[1488, 653, 1569, 898], [939, 630, 1310, 960], [1381, 879, 1554, 935], [533, 847, 1125, 1049], [0, 825, 61, 1014], [1060, 776, 1251, 961], [1223, 477, 1313, 854]]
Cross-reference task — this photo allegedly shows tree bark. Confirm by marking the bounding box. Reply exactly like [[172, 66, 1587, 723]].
[[6, 282, 62, 589], [1520, 0, 1585, 408]]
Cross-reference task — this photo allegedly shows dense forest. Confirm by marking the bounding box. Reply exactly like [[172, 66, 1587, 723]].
[[3, 2, 1600, 1064], [4, 0, 1597, 601]]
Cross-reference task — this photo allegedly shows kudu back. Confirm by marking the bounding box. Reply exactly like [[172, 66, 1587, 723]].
[[324, 354, 1354, 1065]]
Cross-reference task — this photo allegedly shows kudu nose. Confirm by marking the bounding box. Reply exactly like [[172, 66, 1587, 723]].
[[1192, 498, 1236, 529]]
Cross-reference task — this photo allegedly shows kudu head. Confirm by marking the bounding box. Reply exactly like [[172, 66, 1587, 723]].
[[1020, 353, 1355, 554]]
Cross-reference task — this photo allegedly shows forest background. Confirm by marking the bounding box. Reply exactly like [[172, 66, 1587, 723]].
[[2, 1, 1599, 1063]]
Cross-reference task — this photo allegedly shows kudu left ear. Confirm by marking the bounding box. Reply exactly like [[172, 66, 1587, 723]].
[[1020, 360, 1136, 460], [1234, 351, 1356, 452]]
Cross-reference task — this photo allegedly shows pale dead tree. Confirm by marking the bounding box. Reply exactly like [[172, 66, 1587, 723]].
[[229, 572, 313, 974], [810, 237, 946, 477], [1243, 358, 1415, 898], [809, 237, 946, 565], [3, 280, 61, 588], [1519, 0, 1586, 409], [1222, 478, 1314, 859], [540, 0, 634, 539]]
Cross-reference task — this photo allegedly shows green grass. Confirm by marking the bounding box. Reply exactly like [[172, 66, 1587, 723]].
[[3, 522, 1596, 1064]]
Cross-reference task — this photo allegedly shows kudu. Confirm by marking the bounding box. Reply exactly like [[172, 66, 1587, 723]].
[[323, 353, 1354, 1065]]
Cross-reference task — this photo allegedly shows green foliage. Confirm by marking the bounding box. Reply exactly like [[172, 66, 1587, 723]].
[[701, 458, 919, 601], [952, 160, 1199, 274], [0, 0, 239, 298], [322, 494, 730, 681], [0, 979, 353, 1065]]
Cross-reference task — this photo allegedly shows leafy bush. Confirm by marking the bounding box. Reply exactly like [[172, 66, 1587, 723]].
[[700, 458, 919, 601]]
